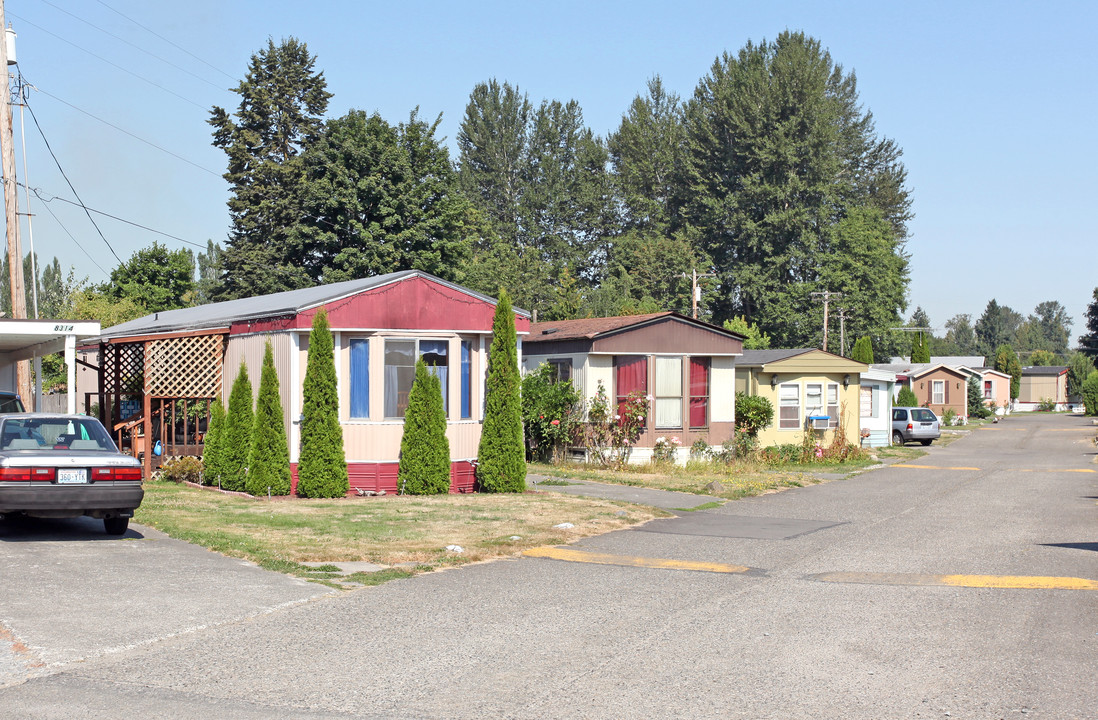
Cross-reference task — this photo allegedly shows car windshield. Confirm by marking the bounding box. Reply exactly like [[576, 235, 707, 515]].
[[0, 417, 116, 451], [911, 409, 937, 422], [0, 395, 24, 413]]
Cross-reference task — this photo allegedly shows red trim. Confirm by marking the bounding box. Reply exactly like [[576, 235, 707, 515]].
[[290, 460, 478, 496]]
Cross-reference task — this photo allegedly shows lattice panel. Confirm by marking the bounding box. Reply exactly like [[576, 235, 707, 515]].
[[101, 342, 145, 394], [145, 334, 224, 399]]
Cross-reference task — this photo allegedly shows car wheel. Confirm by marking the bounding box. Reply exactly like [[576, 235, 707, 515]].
[[104, 517, 129, 536], [920, 439, 933, 446], [892, 431, 904, 446]]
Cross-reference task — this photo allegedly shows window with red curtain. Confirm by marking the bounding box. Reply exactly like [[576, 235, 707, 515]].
[[614, 356, 648, 416], [689, 357, 710, 428]]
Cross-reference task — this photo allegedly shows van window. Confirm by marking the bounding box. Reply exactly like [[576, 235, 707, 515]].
[[911, 409, 937, 422]]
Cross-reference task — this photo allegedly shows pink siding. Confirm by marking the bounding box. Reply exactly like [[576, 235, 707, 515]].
[[290, 460, 478, 496]]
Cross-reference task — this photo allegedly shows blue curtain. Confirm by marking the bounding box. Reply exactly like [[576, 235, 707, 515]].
[[461, 340, 472, 419], [350, 339, 369, 418]]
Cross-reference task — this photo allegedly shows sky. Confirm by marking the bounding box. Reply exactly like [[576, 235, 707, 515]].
[[3, 0, 1095, 346]]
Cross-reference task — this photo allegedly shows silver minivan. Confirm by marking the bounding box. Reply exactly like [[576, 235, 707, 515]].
[[891, 407, 940, 446]]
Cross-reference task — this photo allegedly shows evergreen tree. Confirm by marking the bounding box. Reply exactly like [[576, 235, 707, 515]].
[[477, 290, 525, 492], [967, 376, 990, 419], [678, 31, 911, 346], [201, 400, 226, 486], [896, 385, 919, 407], [247, 342, 292, 496], [1082, 371, 1098, 416], [209, 37, 331, 299], [222, 362, 254, 491], [909, 306, 931, 330], [296, 309, 349, 498], [943, 314, 978, 356], [1079, 288, 1098, 361], [975, 300, 1022, 357], [851, 336, 874, 364], [398, 360, 451, 495], [995, 344, 1022, 401], [194, 240, 223, 305], [911, 332, 930, 363]]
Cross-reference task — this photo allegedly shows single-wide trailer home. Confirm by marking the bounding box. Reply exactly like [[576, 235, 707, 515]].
[[95, 270, 528, 493]]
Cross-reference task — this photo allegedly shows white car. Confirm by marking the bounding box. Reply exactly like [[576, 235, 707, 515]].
[[0, 414, 143, 535]]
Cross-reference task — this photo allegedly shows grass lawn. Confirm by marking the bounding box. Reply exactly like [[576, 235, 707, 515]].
[[135, 480, 667, 587]]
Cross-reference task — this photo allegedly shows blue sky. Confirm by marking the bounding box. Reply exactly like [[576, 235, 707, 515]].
[[6, 0, 1096, 345]]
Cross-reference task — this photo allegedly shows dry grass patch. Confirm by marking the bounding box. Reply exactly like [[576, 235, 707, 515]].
[[136, 481, 666, 583]]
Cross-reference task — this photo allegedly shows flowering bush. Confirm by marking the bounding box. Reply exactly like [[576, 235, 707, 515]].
[[585, 381, 649, 469], [521, 363, 583, 462], [652, 436, 680, 464]]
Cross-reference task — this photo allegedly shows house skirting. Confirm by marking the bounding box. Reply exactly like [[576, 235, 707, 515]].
[[290, 460, 478, 496]]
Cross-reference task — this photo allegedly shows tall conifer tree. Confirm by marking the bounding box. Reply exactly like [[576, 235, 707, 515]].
[[297, 309, 349, 498], [247, 342, 292, 496], [477, 290, 525, 492], [202, 400, 226, 487], [222, 362, 254, 491], [398, 360, 451, 495]]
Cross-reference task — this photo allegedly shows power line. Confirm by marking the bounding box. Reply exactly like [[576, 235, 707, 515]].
[[32, 86, 221, 177], [22, 92, 123, 264], [8, 11, 210, 110], [31, 192, 109, 275], [23, 183, 207, 249], [32, 0, 234, 93], [93, 0, 237, 82]]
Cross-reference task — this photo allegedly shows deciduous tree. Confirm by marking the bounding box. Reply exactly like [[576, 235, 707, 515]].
[[995, 344, 1022, 401], [109, 242, 195, 313]]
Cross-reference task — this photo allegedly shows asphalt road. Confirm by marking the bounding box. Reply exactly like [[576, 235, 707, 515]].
[[2, 413, 1096, 719]]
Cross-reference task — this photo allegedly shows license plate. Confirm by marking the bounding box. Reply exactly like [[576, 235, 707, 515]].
[[57, 469, 87, 484]]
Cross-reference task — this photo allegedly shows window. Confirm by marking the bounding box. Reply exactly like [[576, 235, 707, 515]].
[[460, 340, 472, 419], [547, 358, 572, 383], [614, 356, 648, 417], [689, 357, 710, 429], [384, 341, 416, 418], [826, 383, 839, 428], [421, 340, 449, 414], [655, 356, 682, 429], [860, 385, 873, 418], [805, 383, 824, 419], [350, 339, 369, 418], [779, 384, 800, 429], [932, 379, 945, 405], [983, 380, 992, 399]]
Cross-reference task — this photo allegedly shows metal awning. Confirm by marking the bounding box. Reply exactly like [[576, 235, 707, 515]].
[[0, 319, 102, 412]]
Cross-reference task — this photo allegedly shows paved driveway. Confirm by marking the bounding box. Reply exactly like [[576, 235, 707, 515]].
[[2, 413, 1096, 718]]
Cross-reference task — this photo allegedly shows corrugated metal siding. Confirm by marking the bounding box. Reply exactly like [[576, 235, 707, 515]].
[[224, 333, 294, 432], [1020, 375, 1064, 403], [589, 317, 743, 355]]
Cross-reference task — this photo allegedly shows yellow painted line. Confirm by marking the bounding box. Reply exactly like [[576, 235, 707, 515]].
[[894, 464, 982, 471], [1043, 428, 1095, 432], [524, 546, 752, 574], [812, 571, 1098, 591]]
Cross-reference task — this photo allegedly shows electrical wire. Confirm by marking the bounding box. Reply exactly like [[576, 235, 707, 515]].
[[32, 87, 222, 178], [23, 182, 207, 249], [22, 95, 123, 264], [8, 11, 211, 111], [93, 0, 237, 82], [29, 189, 110, 276]]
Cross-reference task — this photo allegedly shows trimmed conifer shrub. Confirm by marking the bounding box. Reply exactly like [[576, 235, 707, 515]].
[[201, 400, 226, 486], [296, 309, 349, 498], [222, 361, 254, 492], [476, 289, 526, 493], [850, 336, 874, 364], [896, 385, 919, 408], [398, 359, 451, 495], [911, 332, 930, 363], [246, 341, 292, 496]]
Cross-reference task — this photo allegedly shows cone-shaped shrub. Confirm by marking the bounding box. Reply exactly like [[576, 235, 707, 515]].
[[850, 336, 874, 364], [202, 400, 226, 486], [246, 341, 292, 496], [222, 361, 254, 491], [476, 289, 525, 492], [398, 359, 451, 495], [896, 385, 919, 408], [296, 309, 349, 498], [911, 332, 930, 363]]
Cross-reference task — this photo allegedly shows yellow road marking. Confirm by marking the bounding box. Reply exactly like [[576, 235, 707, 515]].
[[1043, 428, 1095, 432], [895, 464, 982, 471], [524, 546, 752, 574], [894, 465, 1095, 473], [812, 571, 1098, 591]]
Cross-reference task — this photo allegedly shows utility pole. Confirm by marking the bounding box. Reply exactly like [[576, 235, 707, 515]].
[[810, 290, 842, 352], [0, 2, 31, 407], [681, 268, 715, 319], [836, 307, 851, 357]]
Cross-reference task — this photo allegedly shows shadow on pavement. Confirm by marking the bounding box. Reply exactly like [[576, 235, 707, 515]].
[[1040, 542, 1098, 553], [0, 515, 145, 542]]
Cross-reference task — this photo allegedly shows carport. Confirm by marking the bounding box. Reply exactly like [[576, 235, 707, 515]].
[[0, 318, 102, 412]]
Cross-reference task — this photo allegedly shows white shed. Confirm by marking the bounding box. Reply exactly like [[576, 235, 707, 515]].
[[859, 367, 896, 448]]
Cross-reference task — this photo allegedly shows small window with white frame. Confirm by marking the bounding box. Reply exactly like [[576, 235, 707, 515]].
[[655, 356, 683, 429], [779, 383, 800, 429], [805, 383, 824, 419], [932, 379, 945, 405], [826, 383, 840, 427]]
